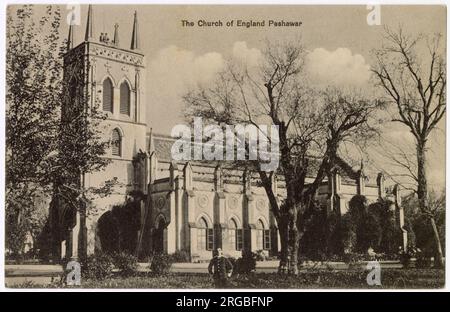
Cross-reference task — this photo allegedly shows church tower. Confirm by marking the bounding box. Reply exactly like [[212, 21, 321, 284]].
[[61, 5, 148, 257]]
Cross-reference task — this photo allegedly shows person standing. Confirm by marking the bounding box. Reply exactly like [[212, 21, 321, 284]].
[[208, 248, 233, 288]]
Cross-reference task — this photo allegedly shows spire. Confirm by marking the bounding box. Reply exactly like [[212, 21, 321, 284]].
[[85, 4, 93, 41], [67, 13, 75, 50], [130, 11, 139, 50], [113, 23, 119, 47]]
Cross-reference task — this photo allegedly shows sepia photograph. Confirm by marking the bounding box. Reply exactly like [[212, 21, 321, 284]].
[[2, 2, 447, 291]]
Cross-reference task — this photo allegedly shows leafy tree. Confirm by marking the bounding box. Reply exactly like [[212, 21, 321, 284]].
[[6, 5, 63, 258], [346, 196, 402, 255], [6, 5, 112, 260]]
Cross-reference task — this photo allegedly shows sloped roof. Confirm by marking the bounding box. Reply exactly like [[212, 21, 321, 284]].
[[152, 134, 173, 161], [151, 133, 364, 182]]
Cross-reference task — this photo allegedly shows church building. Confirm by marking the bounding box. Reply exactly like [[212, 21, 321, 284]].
[[51, 6, 397, 263]]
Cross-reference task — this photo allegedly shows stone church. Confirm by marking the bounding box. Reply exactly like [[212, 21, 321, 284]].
[[51, 6, 401, 262]]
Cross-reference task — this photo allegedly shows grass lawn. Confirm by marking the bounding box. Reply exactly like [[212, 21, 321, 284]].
[[10, 269, 445, 289]]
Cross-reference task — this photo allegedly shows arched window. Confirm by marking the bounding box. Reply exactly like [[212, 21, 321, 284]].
[[229, 219, 242, 251], [256, 219, 271, 251], [103, 78, 114, 113], [120, 81, 130, 116], [256, 220, 264, 250], [197, 217, 213, 251], [111, 128, 122, 156]]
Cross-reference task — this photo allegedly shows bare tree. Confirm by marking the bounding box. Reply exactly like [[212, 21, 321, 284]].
[[372, 27, 446, 267], [184, 40, 382, 273], [373, 139, 418, 194]]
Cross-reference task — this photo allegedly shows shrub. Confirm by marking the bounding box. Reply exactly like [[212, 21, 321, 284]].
[[112, 252, 138, 277], [255, 250, 267, 261], [342, 252, 365, 264], [299, 203, 328, 260], [415, 249, 432, 269], [358, 212, 382, 252], [340, 213, 357, 255], [149, 253, 173, 275], [170, 250, 190, 263], [234, 252, 256, 274], [82, 253, 114, 280], [348, 195, 368, 221], [399, 248, 416, 268], [228, 257, 237, 273]]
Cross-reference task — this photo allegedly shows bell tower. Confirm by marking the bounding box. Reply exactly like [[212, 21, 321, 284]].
[[62, 5, 148, 256]]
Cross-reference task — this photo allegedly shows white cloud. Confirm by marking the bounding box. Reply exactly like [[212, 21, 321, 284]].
[[305, 48, 371, 87], [147, 45, 225, 133], [232, 41, 262, 67], [146, 44, 372, 134]]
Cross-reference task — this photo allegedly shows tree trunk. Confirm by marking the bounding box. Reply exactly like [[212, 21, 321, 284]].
[[430, 216, 444, 268], [277, 203, 301, 275], [288, 219, 300, 275], [417, 140, 444, 267], [416, 141, 428, 212], [277, 215, 289, 274]]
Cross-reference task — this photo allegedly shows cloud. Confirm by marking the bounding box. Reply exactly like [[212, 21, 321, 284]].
[[147, 45, 225, 133], [305, 48, 371, 87], [232, 41, 262, 67], [146, 44, 371, 134], [150, 45, 224, 87]]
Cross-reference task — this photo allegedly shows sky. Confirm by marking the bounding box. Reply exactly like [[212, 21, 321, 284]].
[[21, 4, 448, 191]]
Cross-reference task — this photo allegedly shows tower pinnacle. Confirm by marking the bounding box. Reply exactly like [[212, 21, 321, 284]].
[[85, 4, 94, 41], [131, 11, 139, 50], [113, 23, 120, 47], [67, 13, 75, 50]]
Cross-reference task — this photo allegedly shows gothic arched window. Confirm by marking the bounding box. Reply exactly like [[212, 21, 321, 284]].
[[256, 219, 271, 251], [229, 218, 242, 251], [197, 217, 213, 251], [120, 81, 131, 116], [256, 220, 264, 250], [111, 128, 122, 156], [103, 78, 114, 113]]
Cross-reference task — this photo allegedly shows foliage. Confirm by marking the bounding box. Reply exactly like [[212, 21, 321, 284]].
[[99, 202, 141, 254], [398, 248, 416, 269], [254, 250, 268, 261], [149, 253, 173, 275], [112, 252, 138, 277], [169, 250, 191, 263], [338, 213, 357, 255], [6, 4, 113, 260], [403, 192, 445, 257], [5, 5, 63, 259], [81, 253, 114, 280], [6, 5, 63, 189], [233, 252, 257, 274], [346, 196, 402, 255], [299, 204, 329, 260], [5, 187, 47, 260], [11, 269, 445, 289], [368, 200, 399, 254], [415, 249, 432, 269], [298, 196, 403, 260]]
